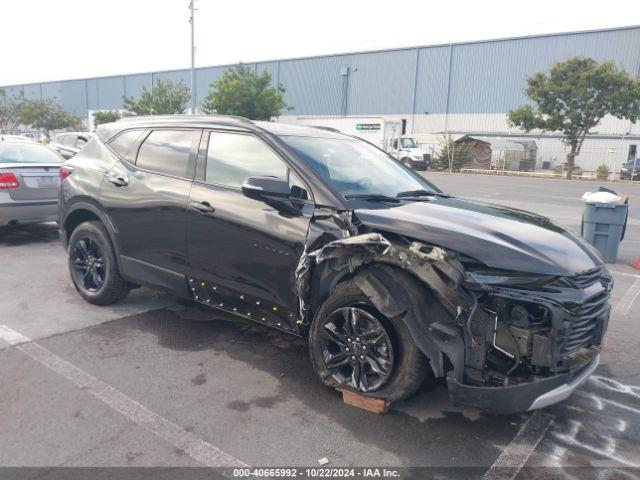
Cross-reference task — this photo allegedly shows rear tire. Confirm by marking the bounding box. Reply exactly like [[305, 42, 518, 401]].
[[308, 280, 428, 402], [68, 221, 130, 305]]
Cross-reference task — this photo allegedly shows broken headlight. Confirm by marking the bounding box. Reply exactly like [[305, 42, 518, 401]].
[[486, 296, 551, 329], [466, 269, 559, 288]]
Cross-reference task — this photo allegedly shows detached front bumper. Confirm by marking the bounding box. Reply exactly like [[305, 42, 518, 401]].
[[447, 354, 599, 414]]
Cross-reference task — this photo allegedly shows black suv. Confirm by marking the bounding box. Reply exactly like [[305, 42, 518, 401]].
[[59, 115, 611, 413]]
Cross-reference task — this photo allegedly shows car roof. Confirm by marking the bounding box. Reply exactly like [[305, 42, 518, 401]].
[[55, 132, 94, 138], [0, 135, 36, 144], [96, 115, 353, 142]]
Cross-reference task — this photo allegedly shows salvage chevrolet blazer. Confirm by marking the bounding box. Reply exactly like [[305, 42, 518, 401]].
[[59, 116, 611, 413]]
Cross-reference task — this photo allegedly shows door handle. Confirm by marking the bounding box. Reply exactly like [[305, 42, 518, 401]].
[[191, 201, 215, 214], [106, 176, 128, 187]]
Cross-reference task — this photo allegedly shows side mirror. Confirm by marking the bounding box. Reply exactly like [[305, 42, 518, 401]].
[[242, 176, 302, 216], [242, 176, 291, 202]]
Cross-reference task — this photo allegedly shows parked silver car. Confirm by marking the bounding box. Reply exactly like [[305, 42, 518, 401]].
[[49, 132, 94, 159], [0, 137, 63, 227]]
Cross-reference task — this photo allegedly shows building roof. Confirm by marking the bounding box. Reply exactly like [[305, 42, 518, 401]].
[[455, 135, 531, 151], [96, 115, 351, 141]]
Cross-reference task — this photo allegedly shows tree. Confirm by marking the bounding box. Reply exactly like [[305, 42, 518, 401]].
[[123, 79, 191, 115], [200, 64, 290, 119], [93, 110, 122, 126], [17, 98, 82, 132], [432, 135, 473, 172], [508, 56, 640, 178], [0, 89, 20, 132]]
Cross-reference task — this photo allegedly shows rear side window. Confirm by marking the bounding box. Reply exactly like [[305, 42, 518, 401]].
[[0, 143, 62, 163], [108, 129, 144, 162], [136, 129, 199, 178]]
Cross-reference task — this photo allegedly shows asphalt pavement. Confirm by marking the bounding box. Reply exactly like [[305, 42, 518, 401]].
[[0, 174, 639, 478]]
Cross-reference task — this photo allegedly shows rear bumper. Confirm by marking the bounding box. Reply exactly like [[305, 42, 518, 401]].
[[447, 354, 599, 414], [0, 201, 59, 226]]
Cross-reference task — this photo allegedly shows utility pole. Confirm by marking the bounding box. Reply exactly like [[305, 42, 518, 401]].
[[189, 0, 196, 114]]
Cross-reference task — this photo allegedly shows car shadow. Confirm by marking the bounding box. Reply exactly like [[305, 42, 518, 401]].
[[0, 223, 60, 247], [84, 304, 523, 468]]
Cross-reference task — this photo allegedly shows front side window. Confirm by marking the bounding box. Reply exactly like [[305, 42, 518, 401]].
[[401, 138, 417, 148], [205, 132, 285, 187], [205, 132, 308, 199], [136, 129, 199, 178], [281, 135, 438, 200]]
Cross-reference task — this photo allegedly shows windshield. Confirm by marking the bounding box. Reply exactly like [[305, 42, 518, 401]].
[[281, 136, 438, 199], [401, 138, 417, 148], [0, 143, 62, 164]]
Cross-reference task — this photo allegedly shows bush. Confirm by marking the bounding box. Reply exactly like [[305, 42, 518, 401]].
[[123, 79, 191, 115], [433, 136, 473, 171], [200, 63, 290, 120], [93, 110, 121, 126], [596, 164, 610, 175]]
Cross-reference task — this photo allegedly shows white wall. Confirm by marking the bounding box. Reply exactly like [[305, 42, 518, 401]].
[[279, 113, 640, 172]]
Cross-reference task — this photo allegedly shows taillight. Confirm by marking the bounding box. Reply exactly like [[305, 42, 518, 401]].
[[0, 172, 19, 189], [60, 165, 75, 182]]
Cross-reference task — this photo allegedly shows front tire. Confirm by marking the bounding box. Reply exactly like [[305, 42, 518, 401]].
[[309, 281, 428, 402], [68, 221, 130, 305]]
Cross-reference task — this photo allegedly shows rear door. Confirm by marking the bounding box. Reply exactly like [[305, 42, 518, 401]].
[[186, 130, 313, 330], [101, 128, 201, 291]]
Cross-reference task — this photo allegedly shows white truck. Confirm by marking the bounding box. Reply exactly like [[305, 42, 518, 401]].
[[280, 116, 430, 170]]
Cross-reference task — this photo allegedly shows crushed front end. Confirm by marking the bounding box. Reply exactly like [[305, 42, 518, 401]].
[[449, 263, 612, 414]]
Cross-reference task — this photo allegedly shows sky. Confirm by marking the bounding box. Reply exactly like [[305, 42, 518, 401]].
[[0, 0, 637, 86]]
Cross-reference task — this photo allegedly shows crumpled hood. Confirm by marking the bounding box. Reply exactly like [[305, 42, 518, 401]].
[[354, 197, 602, 276]]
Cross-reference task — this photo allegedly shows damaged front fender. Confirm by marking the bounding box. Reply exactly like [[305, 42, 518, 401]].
[[295, 212, 479, 381]]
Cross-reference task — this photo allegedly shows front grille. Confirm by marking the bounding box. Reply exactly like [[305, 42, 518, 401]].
[[423, 153, 431, 162], [569, 267, 603, 289], [563, 289, 609, 354]]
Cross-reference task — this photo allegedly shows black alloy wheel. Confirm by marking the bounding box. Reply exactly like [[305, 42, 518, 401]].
[[71, 237, 106, 292], [319, 306, 395, 393]]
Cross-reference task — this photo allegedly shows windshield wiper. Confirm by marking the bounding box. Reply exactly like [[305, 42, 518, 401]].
[[344, 193, 400, 203], [396, 189, 451, 199]]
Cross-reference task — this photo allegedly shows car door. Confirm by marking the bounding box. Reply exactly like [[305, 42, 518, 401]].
[[186, 130, 313, 331], [101, 128, 201, 293]]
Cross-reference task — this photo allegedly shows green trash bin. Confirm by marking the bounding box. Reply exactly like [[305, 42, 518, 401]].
[[581, 200, 628, 263]]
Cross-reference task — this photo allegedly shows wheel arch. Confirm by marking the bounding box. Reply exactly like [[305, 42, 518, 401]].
[[309, 260, 465, 380], [61, 199, 122, 269]]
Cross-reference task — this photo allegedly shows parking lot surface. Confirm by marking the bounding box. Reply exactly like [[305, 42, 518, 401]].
[[1, 174, 639, 477]]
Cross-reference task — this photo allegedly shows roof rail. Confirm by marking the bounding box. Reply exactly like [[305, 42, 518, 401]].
[[311, 125, 343, 133], [116, 114, 254, 124]]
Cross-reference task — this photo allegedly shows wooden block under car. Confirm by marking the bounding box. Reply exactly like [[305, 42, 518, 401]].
[[337, 388, 390, 414]]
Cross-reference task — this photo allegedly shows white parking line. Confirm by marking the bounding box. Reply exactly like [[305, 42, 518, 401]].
[[613, 277, 640, 316], [610, 270, 640, 279], [0, 324, 247, 468], [484, 411, 555, 480]]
